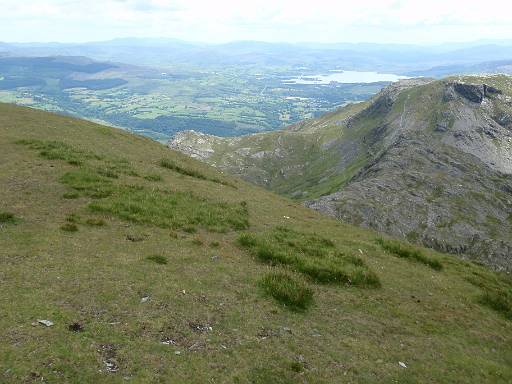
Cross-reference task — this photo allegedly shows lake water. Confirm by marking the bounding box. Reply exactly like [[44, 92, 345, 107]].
[[284, 70, 408, 85]]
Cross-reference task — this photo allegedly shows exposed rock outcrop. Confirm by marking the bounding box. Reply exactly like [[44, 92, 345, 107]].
[[168, 130, 219, 161]]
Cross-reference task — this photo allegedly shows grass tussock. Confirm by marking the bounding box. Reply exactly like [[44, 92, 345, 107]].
[[144, 174, 162, 182], [60, 168, 114, 198], [479, 290, 512, 320], [146, 255, 168, 265], [376, 238, 443, 271], [191, 238, 204, 246], [17, 139, 137, 176], [238, 227, 380, 288], [85, 218, 106, 226], [159, 158, 234, 187], [62, 192, 80, 199], [182, 225, 197, 234], [108, 158, 139, 177], [60, 223, 78, 232], [16, 139, 99, 166], [19, 138, 246, 233], [289, 361, 305, 373], [88, 187, 249, 232], [62, 167, 248, 233], [66, 213, 81, 223], [126, 233, 146, 242], [259, 272, 314, 311], [96, 167, 119, 179], [467, 269, 512, 320], [0, 211, 16, 223]]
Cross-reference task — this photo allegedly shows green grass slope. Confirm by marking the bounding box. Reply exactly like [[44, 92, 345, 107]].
[[1, 103, 512, 383]]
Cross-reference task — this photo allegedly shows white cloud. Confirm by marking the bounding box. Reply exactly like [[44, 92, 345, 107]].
[[1, 0, 512, 43]]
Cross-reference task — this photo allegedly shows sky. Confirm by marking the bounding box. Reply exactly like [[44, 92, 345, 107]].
[[2, 0, 512, 44]]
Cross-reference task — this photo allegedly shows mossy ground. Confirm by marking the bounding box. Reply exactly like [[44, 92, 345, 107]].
[[1, 103, 512, 383]]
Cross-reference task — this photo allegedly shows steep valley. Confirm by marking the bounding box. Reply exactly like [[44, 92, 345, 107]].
[[169, 75, 512, 271]]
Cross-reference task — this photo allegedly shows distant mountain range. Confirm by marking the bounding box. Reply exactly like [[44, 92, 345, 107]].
[[1, 39, 512, 142], [2, 38, 512, 75]]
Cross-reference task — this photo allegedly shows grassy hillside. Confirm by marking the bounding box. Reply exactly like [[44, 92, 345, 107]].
[[1, 103, 512, 383]]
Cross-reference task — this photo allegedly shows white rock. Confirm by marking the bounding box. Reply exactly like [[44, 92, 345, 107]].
[[37, 319, 54, 327], [399, 361, 407, 368]]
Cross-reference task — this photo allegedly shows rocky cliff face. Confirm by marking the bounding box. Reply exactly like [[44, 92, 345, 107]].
[[169, 75, 512, 271]]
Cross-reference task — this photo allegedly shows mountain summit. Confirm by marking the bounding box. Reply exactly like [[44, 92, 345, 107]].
[[169, 75, 512, 271]]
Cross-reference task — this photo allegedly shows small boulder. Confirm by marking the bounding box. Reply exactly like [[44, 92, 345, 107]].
[[37, 319, 54, 327], [435, 121, 449, 132]]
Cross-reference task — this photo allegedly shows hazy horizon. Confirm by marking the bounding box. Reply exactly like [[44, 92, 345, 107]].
[[3, 36, 512, 48], [2, 0, 512, 45]]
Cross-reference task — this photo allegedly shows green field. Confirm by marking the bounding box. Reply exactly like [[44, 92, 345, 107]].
[[0, 57, 385, 140]]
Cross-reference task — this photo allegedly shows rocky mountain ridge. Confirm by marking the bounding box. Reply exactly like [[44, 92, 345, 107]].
[[169, 75, 512, 271]]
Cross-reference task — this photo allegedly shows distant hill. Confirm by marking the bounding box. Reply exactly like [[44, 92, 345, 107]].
[[3, 39, 512, 72], [1, 103, 511, 382], [170, 75, 512, 271], [0, 56, 127, 91], [405, 60, 512, 78]]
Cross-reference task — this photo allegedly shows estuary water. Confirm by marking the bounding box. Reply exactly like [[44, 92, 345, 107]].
[[284, 70, 408, 84]]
